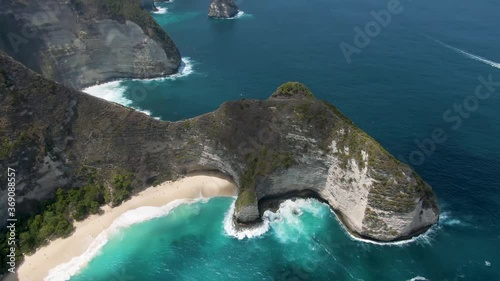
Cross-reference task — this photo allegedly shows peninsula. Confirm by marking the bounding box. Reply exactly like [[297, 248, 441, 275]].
[[0, 51, 439, 246], [0, 0, 440, 278]]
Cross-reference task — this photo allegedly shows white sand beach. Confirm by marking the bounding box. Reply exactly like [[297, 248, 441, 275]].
[[8, 173, 237, 281]]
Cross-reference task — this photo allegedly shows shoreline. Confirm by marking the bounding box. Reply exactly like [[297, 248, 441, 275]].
[[8, 173, 237, 281], [81, 57, 193, 89]]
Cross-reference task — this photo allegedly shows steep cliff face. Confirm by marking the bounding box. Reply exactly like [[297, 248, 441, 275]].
[[0, 53, 439, 242], [229, 84, 439, 241], [0, 0, 181, 89], [208, 0, 239, 18]]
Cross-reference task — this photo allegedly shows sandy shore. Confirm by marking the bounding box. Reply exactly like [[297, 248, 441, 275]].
[[8, 173, 237, 281]]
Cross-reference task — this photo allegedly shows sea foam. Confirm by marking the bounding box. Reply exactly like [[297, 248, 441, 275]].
[[223, 201, 270, 239], [133, 57, 195, 82], [231, 11, 246, 19], [407, 276, 429, 281], [332, 208, 439, 247], [439, 211, 470, 227], [224, 196, 450, 247], [339, 208, 470, 247], [45, 199, 205, 281], [153, 7, 168, 14], [214, 11, 252, 20]]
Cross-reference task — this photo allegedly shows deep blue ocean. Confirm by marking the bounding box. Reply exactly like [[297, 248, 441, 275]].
[[77, 0, 500, 280]]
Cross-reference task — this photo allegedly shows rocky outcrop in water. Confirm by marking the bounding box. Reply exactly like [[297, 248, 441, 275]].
[[0, 53, 439, 242], [208, 0, 239, 18], [0, 0, 181, 89]]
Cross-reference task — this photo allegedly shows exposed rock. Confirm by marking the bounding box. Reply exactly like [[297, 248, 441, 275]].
[[140, 0, 159, 11], [0, 54, 439, 242], [208, 0, 239, 18], [0, 0, 181, 89]]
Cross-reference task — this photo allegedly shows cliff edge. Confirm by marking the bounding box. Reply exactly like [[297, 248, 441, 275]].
[[0, 0, 181, 89], [0, 53, 439, 243]]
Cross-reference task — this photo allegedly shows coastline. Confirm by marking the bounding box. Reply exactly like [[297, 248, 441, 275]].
[[9, 173, 237, 281], [80, 57, 194, 118]]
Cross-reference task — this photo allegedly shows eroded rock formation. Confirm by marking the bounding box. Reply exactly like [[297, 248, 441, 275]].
[[0, 54, 439, 242], [208, 0, 239, 18]]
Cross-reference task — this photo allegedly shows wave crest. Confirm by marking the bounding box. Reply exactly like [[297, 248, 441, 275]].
[[223, 201, 270, 239], [407, 276, 428, 281], [81, 57, 195, 117], [153, 7, 168, 14]]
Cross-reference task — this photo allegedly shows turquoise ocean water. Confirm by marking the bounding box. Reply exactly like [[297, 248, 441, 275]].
[[76, 0, 500, 280]]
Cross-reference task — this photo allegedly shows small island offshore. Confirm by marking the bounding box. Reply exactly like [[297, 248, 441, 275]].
[[0, 0, 440, 280]]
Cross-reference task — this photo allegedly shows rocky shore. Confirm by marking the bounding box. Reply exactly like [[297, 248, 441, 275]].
[[0, 53, 439, 242], [0, 0, 181, 89]]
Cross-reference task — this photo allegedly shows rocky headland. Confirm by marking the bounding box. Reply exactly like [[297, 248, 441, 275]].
[[0, 52, 439, 244]]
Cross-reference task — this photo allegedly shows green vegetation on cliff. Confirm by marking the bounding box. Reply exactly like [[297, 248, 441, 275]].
[[236, 148, 295, 210], [18, 179, 108, 254], [0, 169, 135, 274], [270, 82, 315, 100], [320, 99, 437, 215]]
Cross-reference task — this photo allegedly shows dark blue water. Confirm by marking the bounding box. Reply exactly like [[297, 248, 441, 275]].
[[78, 0, 500, 280]]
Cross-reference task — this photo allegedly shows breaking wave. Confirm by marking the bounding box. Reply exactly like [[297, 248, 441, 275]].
[[214, 11, 253, 20], [82, 80, 130, 106], [82, 81, 156, 118], [231, 11, 247, 19], [223, 198, 457, 247], [328, 206, 439, 247], [134, 57, 195, 82], [223, 201, 270, 240]]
